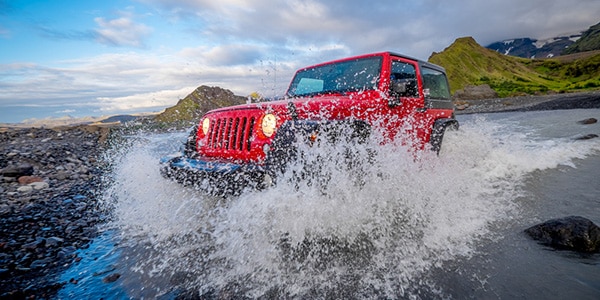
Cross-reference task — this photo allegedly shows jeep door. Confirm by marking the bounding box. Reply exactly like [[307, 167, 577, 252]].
[[380, 57, 427, 145]]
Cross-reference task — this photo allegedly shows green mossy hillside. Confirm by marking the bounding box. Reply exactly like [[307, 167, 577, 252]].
[[155, 85, 247, 126], [429, 37, 600, 97], [563, 21, 600, 55]]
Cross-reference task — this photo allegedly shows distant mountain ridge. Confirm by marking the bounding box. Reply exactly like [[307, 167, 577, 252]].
[[486, 21, 600, 58], [487, 35, 580, 59]]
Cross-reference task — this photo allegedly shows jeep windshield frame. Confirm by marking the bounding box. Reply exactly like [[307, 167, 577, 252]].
[[286, 56, 382, 98]]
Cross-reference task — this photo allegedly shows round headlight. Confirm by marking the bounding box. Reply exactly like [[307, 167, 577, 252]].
[[201, 118, 210, 135], [261, 114, 277, 137]]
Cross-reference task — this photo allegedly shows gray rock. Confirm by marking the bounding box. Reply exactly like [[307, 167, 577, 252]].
[[453, 84, 499, 100], [525, 216, 600, 253], [45, 236, 64, 247], [22, 238, 45, 250], [1, 164, 34, 177], [102, 273, 121, 283], [17, 185, 33, 193], [575, 133, 599, 141], [30, 181, 49, 190], [29, 258, 52, 269], [578, 118, 598, 125], [54, 170, 70, 180]]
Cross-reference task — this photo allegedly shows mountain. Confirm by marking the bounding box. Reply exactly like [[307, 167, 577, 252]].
[[429, 37, 550, 96], [154, 85, 247, 125], [99, 115, 140, 124], [486, 21, 600, 59], [487, 35, 579, 59], [429, 37, 600, 98], [563, 21, 600, 54]]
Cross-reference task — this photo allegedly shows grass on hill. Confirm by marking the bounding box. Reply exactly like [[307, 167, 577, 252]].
[[429, 37, 600, 97]]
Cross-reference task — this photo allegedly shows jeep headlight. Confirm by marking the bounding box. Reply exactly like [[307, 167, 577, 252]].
[[261, 114, 277, 137], [201, 118, 210, 135]]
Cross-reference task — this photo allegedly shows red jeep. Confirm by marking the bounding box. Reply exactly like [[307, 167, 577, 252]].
[[162, 52, 458, 192]]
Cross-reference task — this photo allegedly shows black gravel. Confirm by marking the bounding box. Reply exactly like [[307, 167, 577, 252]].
[[0, 126, 112, 299]]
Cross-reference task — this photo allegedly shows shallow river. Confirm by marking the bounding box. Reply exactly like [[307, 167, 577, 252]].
[[59, 109, 600, 299]]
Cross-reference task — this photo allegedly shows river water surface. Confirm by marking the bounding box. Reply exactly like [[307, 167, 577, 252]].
[[59, 109, 600, 299]]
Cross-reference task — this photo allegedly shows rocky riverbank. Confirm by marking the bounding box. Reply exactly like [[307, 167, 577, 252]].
[[0, 126, 111, 299], [454, 90, 600, 114], [0, 90, 599, 298]]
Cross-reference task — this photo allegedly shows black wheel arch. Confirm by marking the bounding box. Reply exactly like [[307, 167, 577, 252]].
[[430, 118, 459, 154]]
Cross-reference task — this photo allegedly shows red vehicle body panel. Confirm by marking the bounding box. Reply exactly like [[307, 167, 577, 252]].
[[187, 52, 456, 169]]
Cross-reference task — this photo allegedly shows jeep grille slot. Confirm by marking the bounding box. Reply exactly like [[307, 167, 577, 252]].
[[206, 117, 255, 152]]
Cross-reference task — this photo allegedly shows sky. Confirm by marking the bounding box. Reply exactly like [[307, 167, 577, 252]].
[[1, 0, 599, 123]]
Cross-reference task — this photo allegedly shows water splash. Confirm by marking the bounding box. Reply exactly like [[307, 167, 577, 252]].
[[103, 111, 600, 298]]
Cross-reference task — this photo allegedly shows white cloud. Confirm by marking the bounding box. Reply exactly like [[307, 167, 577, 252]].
[[94, 14, 152, 47], [2, 0, 600, 122], [96, 86, 195, 112]]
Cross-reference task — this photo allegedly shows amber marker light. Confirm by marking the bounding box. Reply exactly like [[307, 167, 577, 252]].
[[261, 113, 277, 137]]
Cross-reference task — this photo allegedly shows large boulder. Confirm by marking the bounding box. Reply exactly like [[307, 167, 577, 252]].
[[453, 84, 499, 100], [524, 216, 600, 253]]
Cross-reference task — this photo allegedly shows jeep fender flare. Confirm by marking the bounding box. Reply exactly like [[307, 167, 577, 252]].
[[430, 118, 459, 154]]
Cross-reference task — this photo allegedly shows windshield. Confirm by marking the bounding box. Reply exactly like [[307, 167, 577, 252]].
[[287, 56, 382, 97]]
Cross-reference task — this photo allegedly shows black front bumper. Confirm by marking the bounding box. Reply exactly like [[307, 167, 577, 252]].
[[160, 155, 272, 195]]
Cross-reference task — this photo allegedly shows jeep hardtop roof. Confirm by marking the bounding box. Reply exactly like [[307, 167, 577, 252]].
[[296, 51, 447, 74]]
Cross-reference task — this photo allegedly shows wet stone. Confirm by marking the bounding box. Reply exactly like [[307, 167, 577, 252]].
[[525, 216, 600, 253], [29, 258, 52, 269], [575, 133, 599, 141], [578, 117, 598, 125], [45, 237, 64, 248], [102, 273, 121, 283]]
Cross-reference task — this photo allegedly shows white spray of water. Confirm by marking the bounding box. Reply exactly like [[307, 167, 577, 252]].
[[105, 113, 600, 298]]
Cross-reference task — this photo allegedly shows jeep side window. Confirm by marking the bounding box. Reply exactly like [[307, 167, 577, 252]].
[[390, 61, 418, 97], [421, 67, 451, 100]]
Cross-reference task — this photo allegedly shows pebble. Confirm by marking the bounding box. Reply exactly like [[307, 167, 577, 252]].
[[17, 185, 33, 193], [30, 181, 49, 190], [18, 176, 44, 185], [102, 273, 121, 283]]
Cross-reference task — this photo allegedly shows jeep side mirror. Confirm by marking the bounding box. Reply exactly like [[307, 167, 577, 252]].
[[390, 78, 417, 99], [389, 80, 409, 107], [391, 81, 407, 95]]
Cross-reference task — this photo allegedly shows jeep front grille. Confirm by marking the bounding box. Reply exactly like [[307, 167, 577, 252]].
[[207, 117, 255, 152]]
